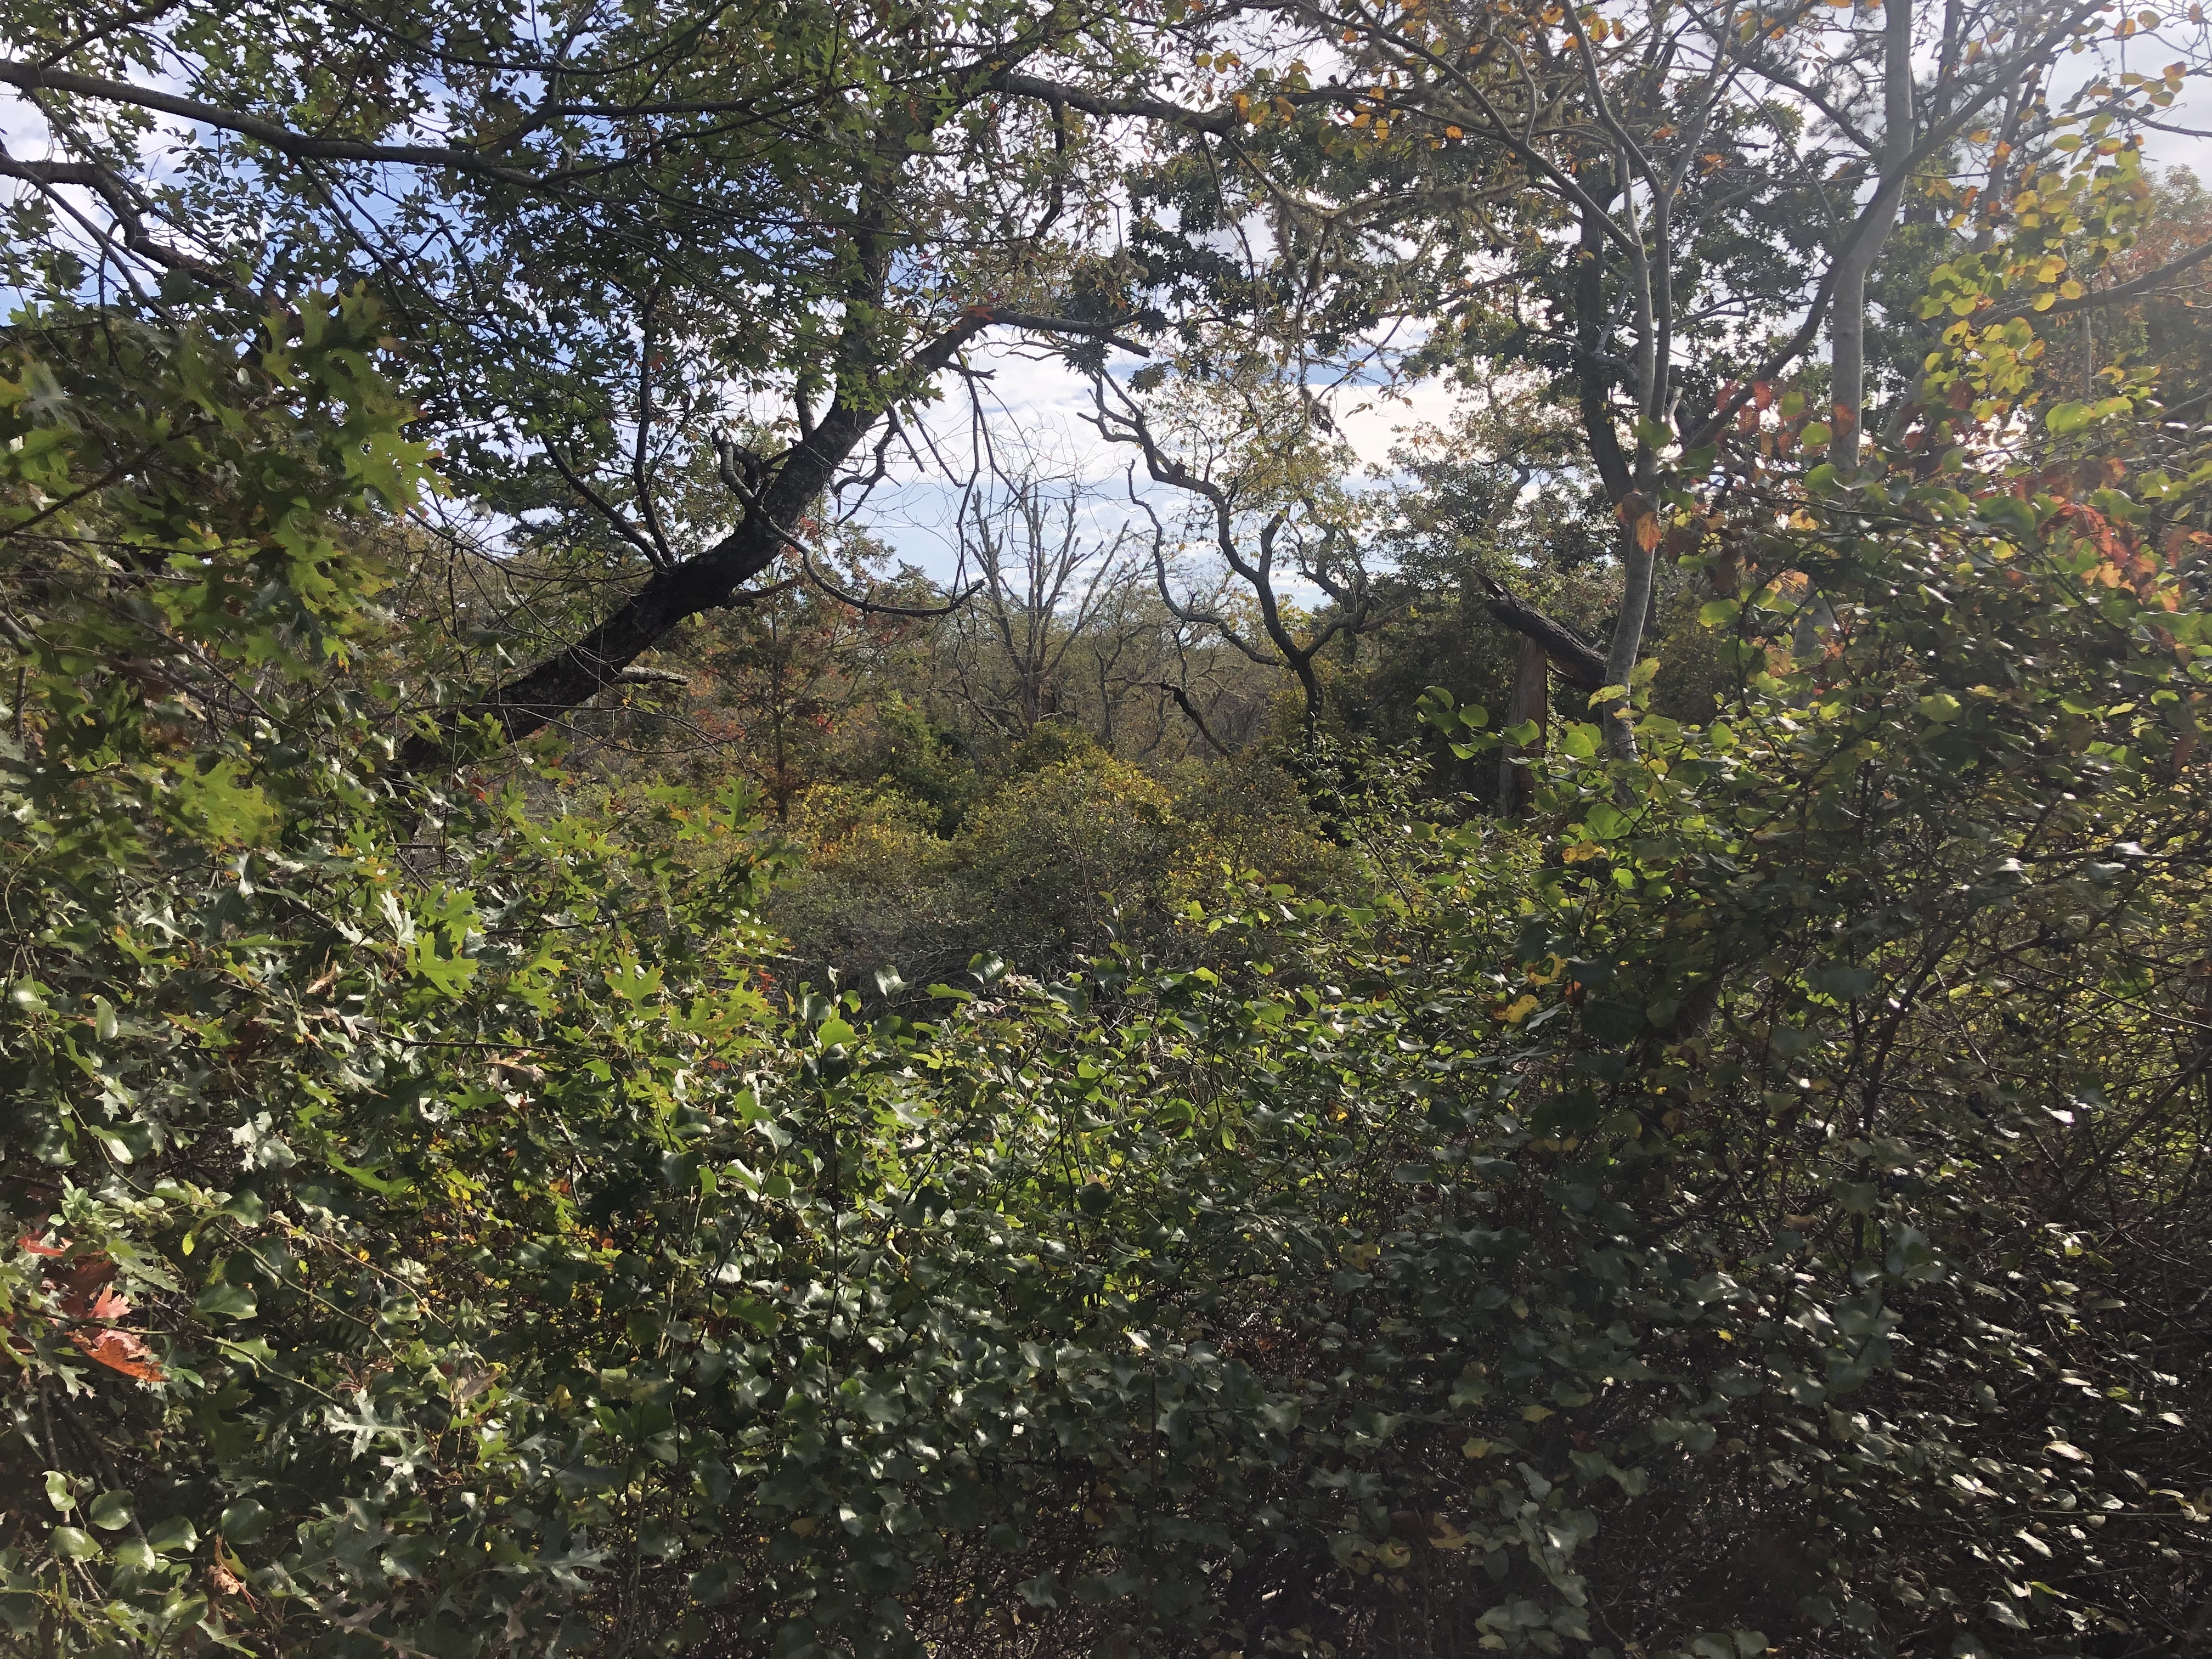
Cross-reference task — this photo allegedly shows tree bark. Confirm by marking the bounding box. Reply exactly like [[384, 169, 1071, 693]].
[[1477, 577, 1606, 692], [1499, 632, 1550, 817], [1830, 0, 1916, 474]]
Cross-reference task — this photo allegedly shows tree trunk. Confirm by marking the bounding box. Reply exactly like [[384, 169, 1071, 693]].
[[1499, 633, 1549, 817]]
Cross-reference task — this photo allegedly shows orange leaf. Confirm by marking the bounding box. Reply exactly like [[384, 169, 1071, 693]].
[[69, 1327, 164, 1383], [18, 1235, 70, 1257], [1635, 513, 1662, 552], [89, 1286, 131, 1321]]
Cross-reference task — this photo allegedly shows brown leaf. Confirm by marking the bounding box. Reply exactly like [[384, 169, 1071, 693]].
[[55, 1254, 116, 1318]]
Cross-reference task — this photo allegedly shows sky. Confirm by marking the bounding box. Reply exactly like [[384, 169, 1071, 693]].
[[847, 339, 1471, 588]]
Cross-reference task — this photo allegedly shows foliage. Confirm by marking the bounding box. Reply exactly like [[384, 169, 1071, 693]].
[[769, 741, 1358, 990], [9, 278, 2210, 1658], [7, 2, 2212, 1652]]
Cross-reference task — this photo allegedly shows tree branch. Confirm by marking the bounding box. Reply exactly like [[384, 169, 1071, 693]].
[[1475, 572, 1606, 691], [0, 58, 546, 187], [2006, 235, 2212, 320]]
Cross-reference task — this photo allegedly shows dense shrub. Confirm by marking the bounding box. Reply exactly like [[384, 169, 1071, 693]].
[[4, 299, 2209, 1659], [769, 744, 1358, 991]]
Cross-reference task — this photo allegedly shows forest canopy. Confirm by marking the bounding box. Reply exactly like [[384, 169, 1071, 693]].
[[3, 0, 2212, 1656]]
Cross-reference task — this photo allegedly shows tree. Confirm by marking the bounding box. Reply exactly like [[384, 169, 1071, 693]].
[[938, 471, 1142, 738], [0, 0, 1177, 761], [978, 0, 2212, 749], [1320, 399, 1620, 803], [1097, 366, 1383, 731], [1330, 0, 2199, 746], [680, 551, 933, 816]]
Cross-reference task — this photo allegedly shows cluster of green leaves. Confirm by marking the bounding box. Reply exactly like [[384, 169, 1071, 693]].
[[4, 286, 2209, 1659]]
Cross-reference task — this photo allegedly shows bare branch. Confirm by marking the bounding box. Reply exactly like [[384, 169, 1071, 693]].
[[543, 442, 671, 569], [971, 306, 1154, 358], [799, 544, 981, 618]]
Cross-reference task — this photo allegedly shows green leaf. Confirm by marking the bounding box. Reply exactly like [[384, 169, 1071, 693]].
[[145, 1517, 199, 1555], [50, 1527, 100, 1561], [219, 1498, 269, 1542], [1809, 962, 1875, 1000], [328, 1155, 408, 1196], [1917, 692, 1963, 724], [729, 1296, 782, 1333], [170, 758, 278, 847], [194, 1282, 258, 1322], [605, 956, 664, 1002], [1582, 1001, 1645, 1043]]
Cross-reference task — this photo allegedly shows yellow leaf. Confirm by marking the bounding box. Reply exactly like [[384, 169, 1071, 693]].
[[1463, 1437, 1493, 1459], [1522, 1404, 1555, 1423], [2059, 279, 2086, 300], [1635, 512, 1662, 552], [2034, 292, 2057, 312], [1498, 993, 1541, 1023]]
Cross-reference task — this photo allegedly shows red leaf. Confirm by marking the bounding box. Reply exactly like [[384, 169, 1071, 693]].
[[89, 1286, 131, 1321], [18, 1235, 71, 1257]]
